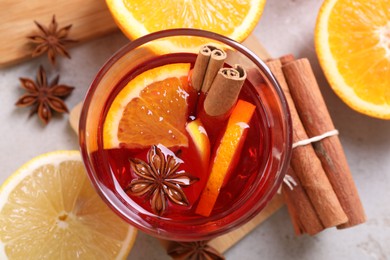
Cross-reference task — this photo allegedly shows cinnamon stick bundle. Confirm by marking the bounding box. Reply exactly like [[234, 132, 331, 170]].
[[282, 58, 366, 228], [266, 59, 348, 229]]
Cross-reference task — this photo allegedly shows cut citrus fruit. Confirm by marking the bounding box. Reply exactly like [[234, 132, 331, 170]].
[[315, 0, 390, 119], [103, 63, 191, 149], [186, 118, 210, 172], [196, 100, 255, 217], [106, 0, 266, 49], [0, 151, 137, 259]]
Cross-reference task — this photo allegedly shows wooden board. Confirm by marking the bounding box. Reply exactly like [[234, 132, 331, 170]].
[[5, 0, 285, 254], [0, 0, 272, 69], [0, 0, 118, 67], [210, 195, 284, 253]]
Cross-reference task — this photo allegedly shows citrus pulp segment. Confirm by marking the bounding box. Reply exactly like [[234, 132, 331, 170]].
[[0, 150, 137, 259], [315, 0, 390, 119], [106, 0, 266, 50], [103, 63, 191, 149]]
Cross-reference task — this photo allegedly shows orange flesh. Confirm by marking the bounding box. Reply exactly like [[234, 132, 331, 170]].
[[103, 63, 191, 149], [124, 0, 252, 36], [105, 0, 266, 50], [326, 0, 390, 106], [117, 77, 189, 148], [195, 100, 256, 217]]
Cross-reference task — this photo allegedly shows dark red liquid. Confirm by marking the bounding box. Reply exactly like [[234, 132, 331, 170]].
[[89, 53, 271, 221]]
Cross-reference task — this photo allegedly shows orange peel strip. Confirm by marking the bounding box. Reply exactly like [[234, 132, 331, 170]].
[[195, 100, 256, 217]]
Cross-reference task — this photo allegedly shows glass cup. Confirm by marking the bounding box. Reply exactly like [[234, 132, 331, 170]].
[[79, 28, 292, 241]]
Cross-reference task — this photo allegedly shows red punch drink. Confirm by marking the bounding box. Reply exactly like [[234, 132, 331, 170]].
[[80, 29, 292, 241]]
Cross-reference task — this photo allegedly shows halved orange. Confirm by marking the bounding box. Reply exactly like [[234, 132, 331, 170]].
[[103, 63, 191, 149], [106, 0, 266, 49], [315, 0, 390, 119]]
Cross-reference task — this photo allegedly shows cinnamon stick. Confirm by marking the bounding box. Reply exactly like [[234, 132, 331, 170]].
[[282, 167, 324, 235], [279, 54, 295, 65], [266, 54, 295, 66], [198, 64, 247, 144], [203, 64, 246, 117], [267, 59, 348, 228], [191, 45, 226, 93], [282, 58, 366, 228]]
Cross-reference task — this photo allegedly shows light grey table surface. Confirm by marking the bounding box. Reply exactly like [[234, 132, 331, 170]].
[[1, 1, 389, 259]]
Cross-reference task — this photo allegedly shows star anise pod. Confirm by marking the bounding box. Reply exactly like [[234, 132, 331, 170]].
[[28, 15, 77, 65], [167, 240, 225, 260], [15, 65, 74, 125], [126, 145, 198, 216]]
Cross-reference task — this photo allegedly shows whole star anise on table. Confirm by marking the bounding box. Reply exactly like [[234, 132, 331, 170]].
[[167, 240, 225, 260], [28, 15, 77, 65], [126, 144, 198, 216], [15, 65, 74, 125]]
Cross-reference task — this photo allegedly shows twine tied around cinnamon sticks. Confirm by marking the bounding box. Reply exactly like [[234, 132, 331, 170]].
[[266, 56, 366, 236], [292, 129, 339, 149], [281, 129, 340, 189], [282, 128, 340, 186]]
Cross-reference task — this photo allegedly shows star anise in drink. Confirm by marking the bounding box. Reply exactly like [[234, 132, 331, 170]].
[[167, 240, 225, 260], [126, 145, 198, 216], [28, 15, 77, 65], [15, 65, 74, 125]]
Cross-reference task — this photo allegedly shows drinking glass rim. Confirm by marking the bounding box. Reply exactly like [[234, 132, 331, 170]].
[[79, 28, 292, 240]]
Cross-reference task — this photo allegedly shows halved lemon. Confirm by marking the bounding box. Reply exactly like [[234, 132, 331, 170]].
[[106, 0, 266, 49], [315, 0, 390, 119], [0, 151, 137, 259], [103, 63, 191, 149]]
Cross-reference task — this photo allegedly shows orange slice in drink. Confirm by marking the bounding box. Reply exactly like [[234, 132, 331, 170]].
[[103, 63, 191, 149], [186, 118, 211, 172], [106, 0, 266, 49], [196, 100, 255, 217], [315, 0, 390, 119]]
